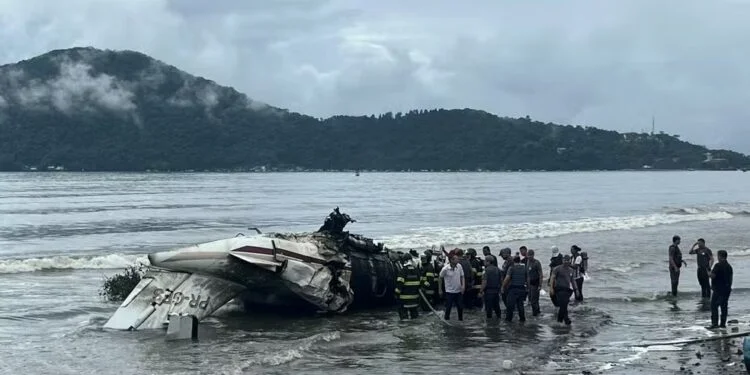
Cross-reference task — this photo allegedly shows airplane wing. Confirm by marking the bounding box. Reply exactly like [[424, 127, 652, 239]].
[[103, 268, 246, 330]]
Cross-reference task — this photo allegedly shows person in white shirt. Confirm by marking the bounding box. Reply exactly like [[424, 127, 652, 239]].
[[439, 254, 465, 321]]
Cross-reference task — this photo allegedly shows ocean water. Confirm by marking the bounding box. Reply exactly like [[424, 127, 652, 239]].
[[1, 171, 749, 374]]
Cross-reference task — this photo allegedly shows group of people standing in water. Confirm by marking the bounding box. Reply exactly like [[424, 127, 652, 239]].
[[393, 244, 589, 325], [668, 236, 734, 328], [395, 235, 736, 330]]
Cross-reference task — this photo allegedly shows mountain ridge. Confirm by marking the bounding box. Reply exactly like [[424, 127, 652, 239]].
[[0, 47, 748, 172]]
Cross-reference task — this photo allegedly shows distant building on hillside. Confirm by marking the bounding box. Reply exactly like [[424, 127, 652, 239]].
[[703, 152, 728, 169]]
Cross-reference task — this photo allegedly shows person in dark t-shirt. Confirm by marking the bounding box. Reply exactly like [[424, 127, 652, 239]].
[[526, 249, 543, 316], [668, 235, 686, 297], [689, 238, 714, 299], [481, 255, 502, 319], [550, 255, 577, 325], [709, 250, 733, 328]]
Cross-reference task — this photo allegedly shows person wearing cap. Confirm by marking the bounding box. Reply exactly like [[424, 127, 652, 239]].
[[550, 254, 577, 325], [548, 246, 563, 287]]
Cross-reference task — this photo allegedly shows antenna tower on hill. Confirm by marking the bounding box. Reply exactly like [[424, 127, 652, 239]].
[[651, 115, 655, 136]]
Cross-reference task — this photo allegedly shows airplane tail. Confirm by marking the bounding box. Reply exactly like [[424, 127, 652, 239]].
[[103, 267, 246, 330]]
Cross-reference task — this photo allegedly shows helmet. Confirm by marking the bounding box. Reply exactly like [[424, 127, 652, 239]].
[[466, 248, 477, 256]]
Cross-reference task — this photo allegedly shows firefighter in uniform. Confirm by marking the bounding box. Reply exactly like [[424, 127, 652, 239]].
[[467, 248, 484, 308], [419, 252, 439, 310], [395, 254, 421, 319], [432, 249, 445, 304]]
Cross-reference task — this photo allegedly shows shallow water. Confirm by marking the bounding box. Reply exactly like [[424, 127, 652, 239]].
[[1, 171, 749, 374]]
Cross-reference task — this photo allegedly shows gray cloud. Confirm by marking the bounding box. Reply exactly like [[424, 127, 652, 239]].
[[1, 0, 749, 151], [6, 58, 136, 114]]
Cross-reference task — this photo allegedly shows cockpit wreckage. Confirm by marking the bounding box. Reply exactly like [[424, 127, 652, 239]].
[[104, 208, 412, 331]]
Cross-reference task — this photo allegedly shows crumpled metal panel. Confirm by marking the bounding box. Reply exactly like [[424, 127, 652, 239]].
[[103, 268, 246, 330], [278, 258, 354, 313]]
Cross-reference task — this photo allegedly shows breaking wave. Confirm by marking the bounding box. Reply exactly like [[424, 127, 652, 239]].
[[664, 204, 750, 217], [378, 211, 734, 249], [0, 253, 148, 274], [1, 208, 743, 274]]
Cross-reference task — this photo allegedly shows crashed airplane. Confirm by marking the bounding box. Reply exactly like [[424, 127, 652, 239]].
[[104, 208, 403, 331]]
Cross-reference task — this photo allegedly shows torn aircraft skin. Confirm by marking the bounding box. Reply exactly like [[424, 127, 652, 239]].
[[103, 208, 401, 331]]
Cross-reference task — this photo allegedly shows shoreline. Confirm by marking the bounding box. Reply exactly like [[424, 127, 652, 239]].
[[1, 169, 745, 174]]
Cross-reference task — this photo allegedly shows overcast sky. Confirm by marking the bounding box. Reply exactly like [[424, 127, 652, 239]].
[[1, 0, 750, 152]]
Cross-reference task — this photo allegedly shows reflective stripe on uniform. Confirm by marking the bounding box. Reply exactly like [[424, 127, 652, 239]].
[[404, 281, 420, 286], [396, 277, 405, 282], [425, 272, 435, 277], [403, 303, 419, 308], [399, 294, 419, 300]]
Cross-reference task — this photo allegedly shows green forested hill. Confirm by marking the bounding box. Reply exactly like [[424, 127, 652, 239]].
[[0, 47, 747, 172]]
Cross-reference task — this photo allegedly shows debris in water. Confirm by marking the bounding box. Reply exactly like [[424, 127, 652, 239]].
[[99, 264, 143, 302], [502, 360, 513, 369]]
